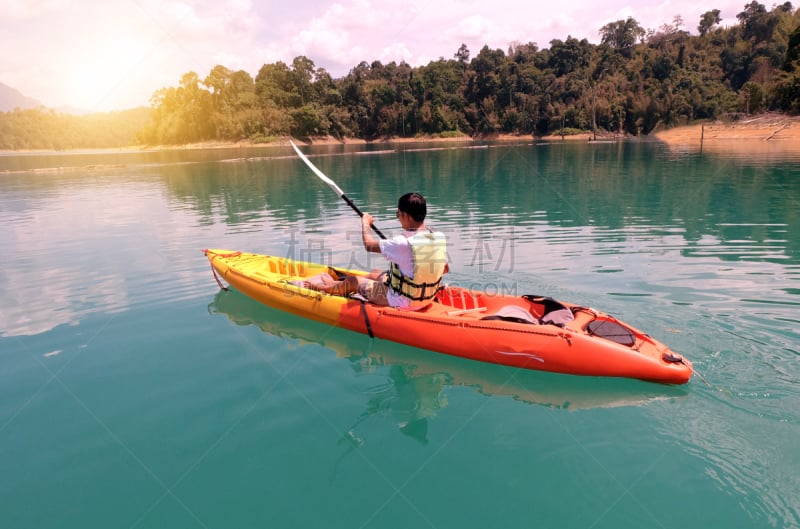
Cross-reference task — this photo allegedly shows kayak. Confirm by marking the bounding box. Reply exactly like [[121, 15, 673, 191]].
[[209, 289, 689, 411], [203, 249, 693, 384]]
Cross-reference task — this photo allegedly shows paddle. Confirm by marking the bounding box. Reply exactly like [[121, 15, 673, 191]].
[[289, 140, 387, 240]]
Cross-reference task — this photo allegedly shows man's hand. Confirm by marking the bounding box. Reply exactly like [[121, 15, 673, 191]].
[[361, 213, 381, 253]]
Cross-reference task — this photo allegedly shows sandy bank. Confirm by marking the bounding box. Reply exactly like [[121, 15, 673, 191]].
[[263, 132, 595, 148], [651, 113, 800, 154]]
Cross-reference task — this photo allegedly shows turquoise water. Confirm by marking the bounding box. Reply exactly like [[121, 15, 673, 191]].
[[1, 140, 799, 528]]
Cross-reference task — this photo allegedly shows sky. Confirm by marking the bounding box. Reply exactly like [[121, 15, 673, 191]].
[[1, 0, 749, 112]]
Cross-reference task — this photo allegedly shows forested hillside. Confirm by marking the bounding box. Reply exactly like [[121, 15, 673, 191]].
[[2, 2, 799, 150], [0, 107, 151, 150]]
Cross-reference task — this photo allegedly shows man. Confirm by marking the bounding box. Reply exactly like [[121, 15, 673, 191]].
[[311, 192, 448, 308]]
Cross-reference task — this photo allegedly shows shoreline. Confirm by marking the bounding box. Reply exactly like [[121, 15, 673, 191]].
[[0, 132, 595, 155], [144, 131, 599, 151], [3, 113, 799, 155], [651, 113, 800, 154]]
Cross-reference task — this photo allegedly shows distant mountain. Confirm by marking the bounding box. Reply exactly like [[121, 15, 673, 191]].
[[0, 82, 43, 112]]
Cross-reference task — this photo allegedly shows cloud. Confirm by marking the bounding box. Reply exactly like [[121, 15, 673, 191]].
[[289, 0, 408, 71], [0, 0, 69, 19]]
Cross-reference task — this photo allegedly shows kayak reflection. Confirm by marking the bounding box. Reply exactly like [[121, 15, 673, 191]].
[[209, 289, 687, 431]]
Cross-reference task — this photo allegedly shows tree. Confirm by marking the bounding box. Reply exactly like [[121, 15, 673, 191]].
[[143, 71, 213, 144], [468, 46, 506, 102], [771, 72, 800, 112], [291, 56, 317, 105], [740, 81, 763, 112], [548, 37, 593, 76], [205, 65, 232, 101], [255, 62, 297, 107], [455, 43, 470, 64], [721, 42, 752, 90], [309, 67, 332, 102], [509, 41, 539, 63], [785, 25, 800, 70], [290, 104, 327, 137], [202, 66, 260, 139], [600, 17, 645, 55], [737, 1, 777, 44], [698, 9, 722, 36], [648, 15, 689, 51], [737, 1, 767, 25]]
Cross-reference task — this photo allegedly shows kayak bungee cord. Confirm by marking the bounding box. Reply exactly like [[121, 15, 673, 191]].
[[203, 249, 240, 291], [289, 140, 387, 240]]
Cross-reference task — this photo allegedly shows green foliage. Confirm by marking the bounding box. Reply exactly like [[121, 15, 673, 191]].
[[699, 9, 723, 36], [0, 107, 151, 150], [785, 24, 800, 69], [771, 72, 800, 111], [600, 17, 646, 53], [4, 3, 800, 150]]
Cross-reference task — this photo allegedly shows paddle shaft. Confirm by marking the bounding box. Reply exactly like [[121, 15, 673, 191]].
[[340, 194, 386, 235], [289, 140, 386, 240]]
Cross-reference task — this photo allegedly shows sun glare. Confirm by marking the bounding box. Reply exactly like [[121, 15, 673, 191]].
[[62, 36, 151, 112]]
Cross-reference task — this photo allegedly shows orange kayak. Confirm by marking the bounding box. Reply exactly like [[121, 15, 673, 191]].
[[204, 249, 693, 384]]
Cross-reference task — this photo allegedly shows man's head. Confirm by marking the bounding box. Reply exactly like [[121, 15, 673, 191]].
[[398, 192, 427, 223]]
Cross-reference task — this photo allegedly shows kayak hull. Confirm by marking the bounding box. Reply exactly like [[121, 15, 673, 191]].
[[204, 249, 692, 384]]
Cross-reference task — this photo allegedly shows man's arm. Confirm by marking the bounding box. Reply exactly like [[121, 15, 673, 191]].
[[361, 213, 382, 253]]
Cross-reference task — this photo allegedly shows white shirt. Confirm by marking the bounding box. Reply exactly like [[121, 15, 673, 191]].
[[379, 233, 415, 308]]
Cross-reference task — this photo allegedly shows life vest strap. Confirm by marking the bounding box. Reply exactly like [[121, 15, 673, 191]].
[[388, 267, 442, 301]]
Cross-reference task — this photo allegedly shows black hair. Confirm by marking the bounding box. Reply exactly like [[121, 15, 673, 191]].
[[398, 192, 427, 222]]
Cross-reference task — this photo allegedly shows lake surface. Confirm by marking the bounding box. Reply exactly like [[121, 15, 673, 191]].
[[1, 139, 799, 528]]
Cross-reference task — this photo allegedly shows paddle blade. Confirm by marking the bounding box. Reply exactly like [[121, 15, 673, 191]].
[[289, 140, 345, 196]]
